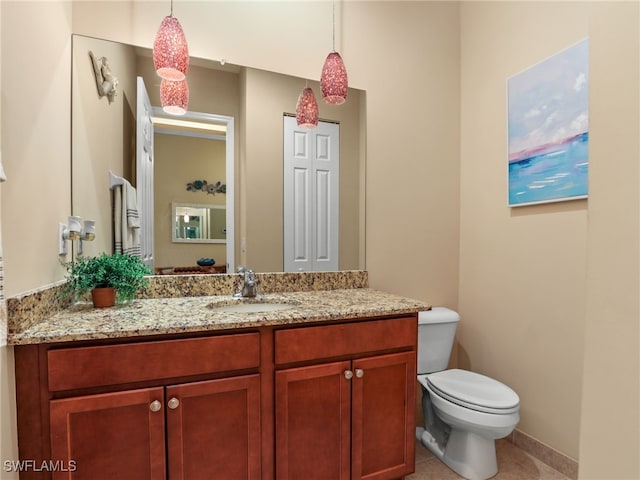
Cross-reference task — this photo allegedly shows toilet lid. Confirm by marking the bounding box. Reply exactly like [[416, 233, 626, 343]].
[[426, 369, 520, 414]]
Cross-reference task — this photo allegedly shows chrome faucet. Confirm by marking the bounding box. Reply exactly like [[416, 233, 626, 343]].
[[237, 266, 257, 298]]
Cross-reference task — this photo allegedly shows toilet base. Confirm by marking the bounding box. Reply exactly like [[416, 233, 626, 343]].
[[417, 426, 498, 480]]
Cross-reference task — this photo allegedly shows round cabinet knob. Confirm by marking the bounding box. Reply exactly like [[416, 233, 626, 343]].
[[344, 370, 354, 380], [149, 400, 162, 412], [167, 397, 180, 410], [355, 369, 364, 379]]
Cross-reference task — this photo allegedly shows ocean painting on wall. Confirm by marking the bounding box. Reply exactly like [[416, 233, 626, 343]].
[[507, 39, 589, 207]]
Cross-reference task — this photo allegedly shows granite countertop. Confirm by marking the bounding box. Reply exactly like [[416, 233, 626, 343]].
[[8, 288, 431, 345]]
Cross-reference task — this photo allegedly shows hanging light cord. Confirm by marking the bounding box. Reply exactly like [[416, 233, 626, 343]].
[[170, 0, 174, 17], [332, 0, 336, 52]]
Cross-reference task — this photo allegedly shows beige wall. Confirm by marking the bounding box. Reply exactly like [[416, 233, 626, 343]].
[[0, 1, 638, 478], [355, 2, 461, 306], [459, 2, 589, 460], [578, 2, 639, 478], [0, 3, 12, 474], [2, 1, 72, 297], [1, 2, 72, 475], [459, 4, 639, 477]]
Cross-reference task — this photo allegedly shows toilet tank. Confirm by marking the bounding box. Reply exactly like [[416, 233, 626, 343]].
[[417, 307, 460, 374]]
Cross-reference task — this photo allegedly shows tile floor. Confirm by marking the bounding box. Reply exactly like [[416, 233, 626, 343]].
[[407, 439, 572, 480]]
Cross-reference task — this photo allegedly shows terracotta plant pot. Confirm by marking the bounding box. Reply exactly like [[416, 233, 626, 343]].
[[91, 287, 116, 308]]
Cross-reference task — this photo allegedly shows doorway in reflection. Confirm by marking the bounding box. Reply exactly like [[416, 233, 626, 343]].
[[152, 110, 234, 273]]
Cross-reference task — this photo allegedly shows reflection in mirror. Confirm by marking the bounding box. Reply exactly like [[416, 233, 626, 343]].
[[152, 108, 233, 272], [173, 203, 226, 243], [71, 34, 366, 274]]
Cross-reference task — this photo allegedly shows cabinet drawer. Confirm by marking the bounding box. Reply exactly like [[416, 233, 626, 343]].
[[274, 316, 416, 365], [48, 333, 260, 392]]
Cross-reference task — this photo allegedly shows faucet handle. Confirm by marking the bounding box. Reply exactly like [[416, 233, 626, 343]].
[[238, 266, 255, 277]]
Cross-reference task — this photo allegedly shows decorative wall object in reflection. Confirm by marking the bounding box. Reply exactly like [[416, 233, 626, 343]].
[[507, 38, 589, 207], [89, 51, 118, 103], [186, 180, 226, 195], [320, 0, 348, 105], [296, 86, 319, 128], [161, 79, 189, 115], [153, 0, 189, 81]]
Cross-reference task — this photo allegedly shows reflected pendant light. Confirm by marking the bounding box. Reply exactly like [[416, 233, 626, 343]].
[[296, 86, 319, 128], [153, 0, 189, 81], [161, 79, 189, 115], [320, 0, 348, 105]]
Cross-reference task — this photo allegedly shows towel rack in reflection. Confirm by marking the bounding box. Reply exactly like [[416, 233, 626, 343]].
[[109, 171, 125, 189]]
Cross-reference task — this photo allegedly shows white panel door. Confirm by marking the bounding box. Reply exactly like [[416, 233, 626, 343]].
[[136, 77, 154, 267], [284, 116, 339, 272]]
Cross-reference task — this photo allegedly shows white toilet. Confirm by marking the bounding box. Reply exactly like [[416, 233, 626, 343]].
[[416, 307, 520, 480]]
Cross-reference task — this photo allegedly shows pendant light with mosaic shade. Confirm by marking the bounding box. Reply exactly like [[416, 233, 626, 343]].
[[320, 0, 348, 105], [296, 84, 319, 128], [160, 79, 189, 115], [153, 0, 189, 81]]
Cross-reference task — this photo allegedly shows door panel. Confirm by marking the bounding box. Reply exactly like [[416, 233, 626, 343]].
[[275, 361, 351, 480], [166, 375, 261, 480], [136, 76, 154, 266], [315, 169, 330, 262], [351, 352, 417, 480], [284, 116, 339, 271], [50, 387, 166, 480], [293, 166, 310, 265]]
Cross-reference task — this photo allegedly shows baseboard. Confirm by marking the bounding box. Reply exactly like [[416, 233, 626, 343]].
[[508, 429, 578, 480]]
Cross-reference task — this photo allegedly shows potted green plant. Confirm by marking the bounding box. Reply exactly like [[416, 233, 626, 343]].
[[62, 252, 152, 307]]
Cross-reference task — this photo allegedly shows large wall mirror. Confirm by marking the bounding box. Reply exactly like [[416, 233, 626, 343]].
[[71, 34, 366, 274]]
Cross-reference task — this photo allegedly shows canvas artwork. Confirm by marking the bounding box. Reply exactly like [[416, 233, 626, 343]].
[[507, 38, 589, 207]]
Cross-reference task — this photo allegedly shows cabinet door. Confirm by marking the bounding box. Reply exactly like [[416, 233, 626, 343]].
[[275, 361, 351, 480], [351, 352, 417, 480], [50, 387, 166, 480], [166, 375, 261, 480]]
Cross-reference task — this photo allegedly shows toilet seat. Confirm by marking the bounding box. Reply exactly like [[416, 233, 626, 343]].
[[426, 369, 520, 414]]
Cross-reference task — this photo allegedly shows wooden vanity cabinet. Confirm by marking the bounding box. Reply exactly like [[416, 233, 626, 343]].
[[273, 317, 417, 480], [15, 333, 261, 480], [48, 375, 261, 480], [14, 314, 417, 480]]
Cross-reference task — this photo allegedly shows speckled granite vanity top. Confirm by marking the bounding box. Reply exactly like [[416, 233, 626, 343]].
[[7, 272, 431, 345], [9, 289, 430, 345]]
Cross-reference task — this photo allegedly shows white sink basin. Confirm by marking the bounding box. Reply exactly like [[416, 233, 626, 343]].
[[206, 296, 299, 314], [208, 302, 294, 313]]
